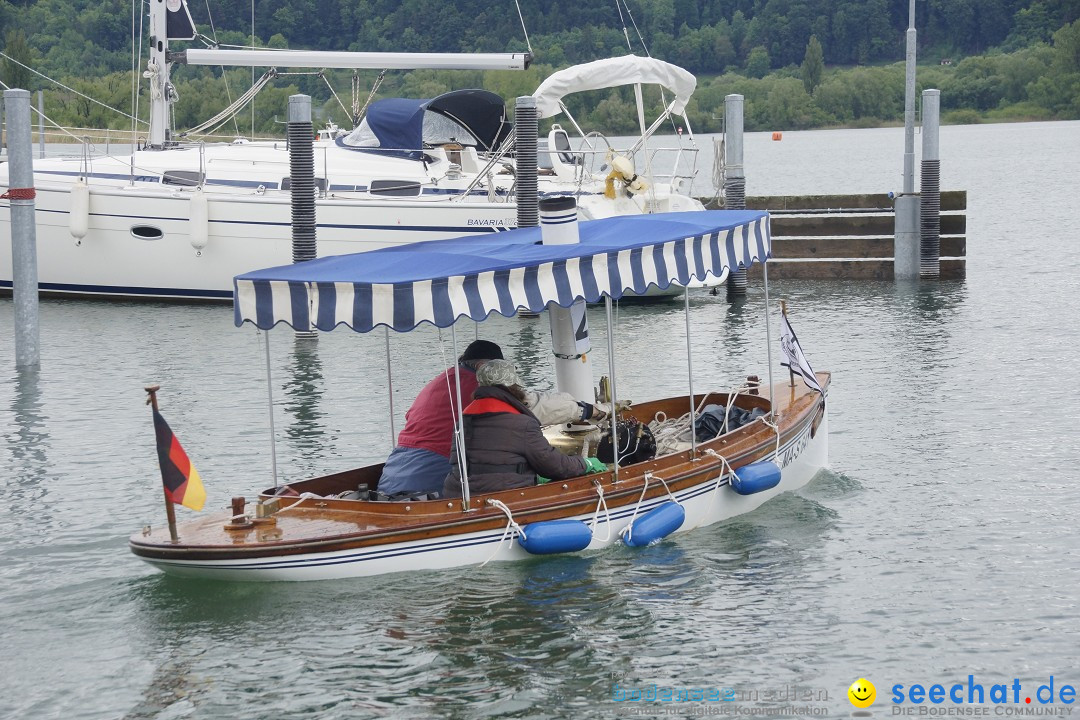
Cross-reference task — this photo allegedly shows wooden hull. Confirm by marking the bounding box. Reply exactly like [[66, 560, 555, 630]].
[[130, 378, 829, 581]]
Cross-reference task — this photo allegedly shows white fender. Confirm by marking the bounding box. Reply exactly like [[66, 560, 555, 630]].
[[68, 180, 89, 242], [189, 188, 209, 251]]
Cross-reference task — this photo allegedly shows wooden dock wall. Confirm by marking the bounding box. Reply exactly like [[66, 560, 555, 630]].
[[702, 192, 967, 280]]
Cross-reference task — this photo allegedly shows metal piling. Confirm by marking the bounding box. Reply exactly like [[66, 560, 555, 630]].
[[4, 89, 41, 369], [920, 89, 941, 278], [724, 94, 747, 300]]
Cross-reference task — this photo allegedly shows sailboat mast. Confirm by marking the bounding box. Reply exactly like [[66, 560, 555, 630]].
[[147, 0, 171, 148], [146, 0, 196, 148]]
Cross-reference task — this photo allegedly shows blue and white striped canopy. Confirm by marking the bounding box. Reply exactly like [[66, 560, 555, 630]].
[[234, 210, 770, 333]]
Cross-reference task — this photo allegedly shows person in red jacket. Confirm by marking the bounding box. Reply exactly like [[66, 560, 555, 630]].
[[377, 339, 502, 497]]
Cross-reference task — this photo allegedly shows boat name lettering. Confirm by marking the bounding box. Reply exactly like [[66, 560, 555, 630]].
[[780, 425, 811, 469], [467, 219, 515, 227]]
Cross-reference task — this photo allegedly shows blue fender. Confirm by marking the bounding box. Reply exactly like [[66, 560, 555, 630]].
[[731, 461, 782, 495], [518, 519, 593, 555], [623, 501, 685, 547]]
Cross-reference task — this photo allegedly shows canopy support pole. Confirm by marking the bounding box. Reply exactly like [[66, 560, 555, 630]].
[[264, 330, 280, 493], [626, 102, 676, 155], [762, 262, 776, 417], [450, 324, 471, 511], [604, 296, 620, 483], [384, 328, 396, 446], [632, 83, 658, 211], [684, 289, 697, 458], [556, 100, 588, 141]]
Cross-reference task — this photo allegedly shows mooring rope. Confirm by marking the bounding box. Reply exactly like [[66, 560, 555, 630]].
[[701, 449, 735, 526], [760, 417, 782, 461], [482, 499, 527, 567], [648, 472, 681, 506], [616, 471, 682, 545], [588, 481, 612, 542], [266, 492, 321, 516], [619, 475, 651, 545]]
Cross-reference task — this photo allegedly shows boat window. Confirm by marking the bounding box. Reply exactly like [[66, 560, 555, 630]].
[[369, 180, 422, 197], [342, 113, 481, 149], [161, 170, 204, 187], [130, 225, 164, 241], [280, 177, 329, 194], [343, 118, 381, 147], [423, 113, 478, 147]]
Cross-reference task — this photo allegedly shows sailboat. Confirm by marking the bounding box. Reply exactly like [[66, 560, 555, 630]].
[[129, 205, 829, 581], [0, 0, 706, 300]]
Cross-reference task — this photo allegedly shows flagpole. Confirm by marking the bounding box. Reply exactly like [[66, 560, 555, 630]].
[[762, 261, 776, 416], [145, 385, 179, 543], [780, 300, 795, 387]]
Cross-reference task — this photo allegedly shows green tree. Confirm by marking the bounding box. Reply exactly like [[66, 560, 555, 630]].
[[2, 29, 34, 90], [760, 77, 818, 129], [745, 45, 771, 79], [1004, 2, 1057, 49], [801, 35, 824, 94], [1051, 18, 1080, 73], [1026, 20, 1080, 117]]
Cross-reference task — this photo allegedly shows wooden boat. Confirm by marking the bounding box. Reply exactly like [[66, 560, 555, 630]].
[[129, 209, 830, 581]]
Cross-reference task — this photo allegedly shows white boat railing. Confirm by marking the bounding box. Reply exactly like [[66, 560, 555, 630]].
[[555, 144, 701, 192]]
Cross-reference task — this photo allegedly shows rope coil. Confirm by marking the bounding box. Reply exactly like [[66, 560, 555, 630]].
[[1, 188, 36, 200]]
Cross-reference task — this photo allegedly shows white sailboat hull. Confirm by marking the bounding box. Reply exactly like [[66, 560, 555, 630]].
[[1, 167, 701, 300], [0, 180, 521, 299]]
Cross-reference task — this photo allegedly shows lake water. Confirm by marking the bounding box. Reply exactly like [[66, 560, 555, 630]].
[[2, 120, 1079, 719]]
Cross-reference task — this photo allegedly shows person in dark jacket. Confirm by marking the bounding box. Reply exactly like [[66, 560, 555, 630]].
[[443, 360, 607, 498], [379, 341, 609, 498]]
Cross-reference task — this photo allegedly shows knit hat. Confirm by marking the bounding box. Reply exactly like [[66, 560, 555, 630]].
[[475, 359, 522, 387], [459, 339, 503, 363]]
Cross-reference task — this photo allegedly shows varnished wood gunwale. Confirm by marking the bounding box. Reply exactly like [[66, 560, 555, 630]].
[[130, 375, 829, 561]]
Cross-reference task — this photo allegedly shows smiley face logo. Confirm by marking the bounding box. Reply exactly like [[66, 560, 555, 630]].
[[848, 678, 876, 708]]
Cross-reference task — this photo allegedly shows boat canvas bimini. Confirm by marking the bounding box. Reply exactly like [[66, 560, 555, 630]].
[[129, 209, 830, 581]]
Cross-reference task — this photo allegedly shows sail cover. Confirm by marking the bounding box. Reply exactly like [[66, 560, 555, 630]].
[[532, 55, 696, 119], [234, 210, 770, 333], [341, 89, 510, 157]]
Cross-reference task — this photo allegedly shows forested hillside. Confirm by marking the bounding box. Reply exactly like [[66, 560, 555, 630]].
[[1, 0, 1078, 135]]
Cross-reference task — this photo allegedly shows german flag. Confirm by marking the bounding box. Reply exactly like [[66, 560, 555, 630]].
[[153, 410, 206, 511]]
